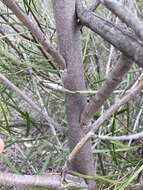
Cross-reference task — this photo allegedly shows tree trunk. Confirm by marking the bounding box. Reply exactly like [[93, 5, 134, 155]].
[[52, 1, 96, 189]]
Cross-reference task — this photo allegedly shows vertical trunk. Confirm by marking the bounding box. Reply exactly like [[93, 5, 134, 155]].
[[52, 1, 96, 189]]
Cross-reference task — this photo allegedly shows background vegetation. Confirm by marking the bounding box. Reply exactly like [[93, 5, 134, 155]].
[[0, 0, 143, 189]]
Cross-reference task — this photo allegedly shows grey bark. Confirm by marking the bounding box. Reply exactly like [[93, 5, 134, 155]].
[[101, 0, 143, 41], [80, 0, 135, 126], [68, 80, 143, 165], [0, 172, 87, 190], [52, 1, 96, 189], [81, 55, 132, 126], [76, 0, 143, 68]]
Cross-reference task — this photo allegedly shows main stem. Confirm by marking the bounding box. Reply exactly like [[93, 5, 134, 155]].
[[52, 1, 96, 189]]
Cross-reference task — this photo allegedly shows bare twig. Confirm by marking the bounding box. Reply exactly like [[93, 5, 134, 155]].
[[31, 73, 62, 147], [0, 172, 87, 190], [68, 80, 143, 164], [128, 109, 142, 145], [105, 17, 119, 76], [0, 73, 61, 132], [80, 55, 133, 126], [97, 132, 143, 141]]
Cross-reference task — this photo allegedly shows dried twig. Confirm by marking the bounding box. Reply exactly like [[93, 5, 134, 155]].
[[97, 132, 143, 141], [31, 73, 62, 147]]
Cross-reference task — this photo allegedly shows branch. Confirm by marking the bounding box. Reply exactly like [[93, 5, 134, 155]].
[[0, 14, 34, 42], [101, 0, 143, 41], [31, 73, 61, 146], [0, 73, 62, 132], [80, 55, 133, 126], [0, 14, 54, 65], [1, 0, 66, 70], [97, 132, 143, 141], [67, 79, 143, 164], [0, 172, 87, 190], [76, 0, 143, 68]]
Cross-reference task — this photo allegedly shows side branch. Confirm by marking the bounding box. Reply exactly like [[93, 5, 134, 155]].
[[0, 73, 61, 131], [76, 0, 143, 68], [101, 0, 143, 41], [1, 0, 66, 70], [97, 132, 143, 141], [68, 80, 143, 164], [0, 172, 87, 190], [80, 55, 132, 126]]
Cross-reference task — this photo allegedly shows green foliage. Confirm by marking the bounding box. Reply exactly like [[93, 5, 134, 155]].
[[0, 0, 143, 189]]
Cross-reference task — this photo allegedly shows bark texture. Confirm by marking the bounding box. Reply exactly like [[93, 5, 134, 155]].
[[1, 0, 66, 69], [76, 0, 143, 68], [81, 0, 135, 126], [101, 0, 143, 41], [81, 55, 132, 126], [53, 1, 96, 189]]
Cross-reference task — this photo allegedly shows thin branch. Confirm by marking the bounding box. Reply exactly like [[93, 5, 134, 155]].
[[105, 16, 119, 76], [31, 73, 62, 147], [128, 108, 142, 146], [1, 0, 66, 69], [0, 172, 87, 190], [97, 132, 143, 141], [0, 73, 62, 133], [0, 14, 34, 42], [0, 28, 24, 58], [67, 79, 143, 164], [76, 0, 143, 68], [101, 0, 143, 41], [80, 55, 133, 126], [24, 2, 45, 34], [0, 119, 63, 130], [0, 14, 55, 66]]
